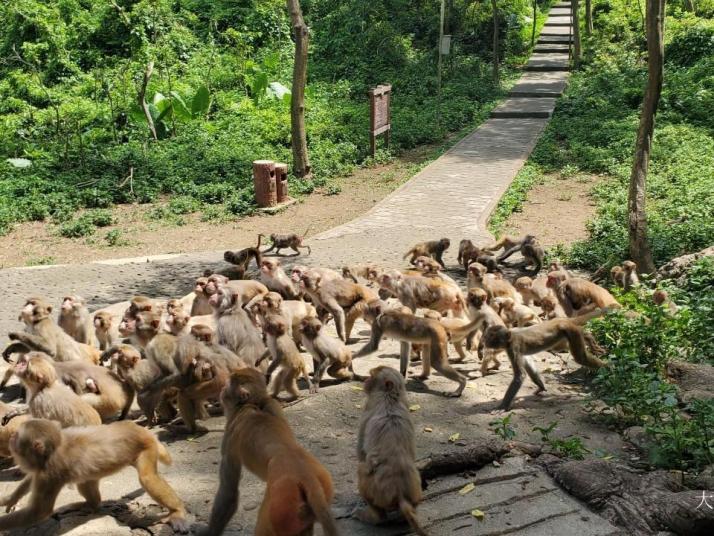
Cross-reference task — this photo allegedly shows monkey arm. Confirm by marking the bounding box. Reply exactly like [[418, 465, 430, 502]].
[[354, 326, 383, 358], [204, 455, 242, 535], [2, 341, 32, 363], [1, 406, 29, 426], [0, 476, 31, 511], [6, 332, 54, 357], [264, 356, 282, 383], [0, 478, 62, 529], [497, 245, 521, 263]]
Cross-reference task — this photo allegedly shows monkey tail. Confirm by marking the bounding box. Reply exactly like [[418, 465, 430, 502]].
[[399, 497, 429, 536], [303, 482, 339, 536], [157, 441, 173, 465]]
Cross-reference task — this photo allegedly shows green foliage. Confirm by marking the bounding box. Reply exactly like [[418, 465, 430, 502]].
[[666, 18, 714, 67], [58, 209, 113, 238], [489, 412, 517, 440], [104, 229, 129, 247], [533, 421, 589, 459], [489, 163, 545, 235]]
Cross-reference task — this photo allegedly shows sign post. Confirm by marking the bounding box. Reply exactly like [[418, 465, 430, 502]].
[[369, 84, 392, 157]]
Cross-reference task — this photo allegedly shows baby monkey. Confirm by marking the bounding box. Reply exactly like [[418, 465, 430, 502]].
[[260, 227, 311, 256]]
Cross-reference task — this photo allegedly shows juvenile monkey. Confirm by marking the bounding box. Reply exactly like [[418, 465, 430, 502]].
[[189, 324, 247, 371], [610, 265, 626, 288], [540, 295, 566, 320], [206, 274, 269, 307], [342, 264, 381, 284], [547, 271, 620, 316], [300, 271, 377, 342], [299, 317, 355, 389], [251, 291, 317, 347], [457, 239, 486, 272], [165, 309, 215, 337], [403, 238, 450, 267], [494, 297, 540, 327], [483, 235, 522, 254], [355, 300, 467, 397], [379, 270, 466, 317], [257, 315, 313, 400], [12, 352, 102, 427], [652, 289, 678, 314], [514, 276, 552, 307], [291, 264, 342, 283], [465, 289, 507, 375], [622, 260, 640, 290], [469, 271, 522, 305], [261, 227, 312, 256], [420, 310, 472, 363], [202, 368, 337, 535], [0, 419, 188, 532], [58, 295, 95, 346], [92, 311, 119, 351], [190, 276, 212, 316], [482, 314, 606, 410], [258, 258, 301, 299], [223, 234, 263, 279], [356, 366, 427, 535]]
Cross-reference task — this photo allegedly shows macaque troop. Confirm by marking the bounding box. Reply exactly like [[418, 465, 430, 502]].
[[0, 230, 655, 534]]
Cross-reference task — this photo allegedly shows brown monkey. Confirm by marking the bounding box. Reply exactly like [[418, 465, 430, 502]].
[[0, 419, 188, 532], [189, 324, 246, 370], [458, 239, 481, 271], [514, 276, 551, 307], [210, 284, 268, 367], [291, 264, 342, 284], [403, 238, 450, 267], [610, 265, 625, 288], [58, 295, 95, 346], [6, 297, 100, 364], [223, 234, 264, 279], [341, 264, 381, 284], [251, 291, 317, 347], [165, 309, 215, 336], [483, 235, 523, 254], [300, 271, 377, 342], [0, 402, 30, 458], [261, 227, 312, 256], [653, 289, 678, 314], [299, 317, 355, 390], [547, 271, 620, 316], [257, 315, 313, 400], [202, 368, 337, 535], [498, 234, 544, 274], [92, 311, 119, 351], [206, 274, 269, 307], [468, 271, 522, 304], [356, 366, 427, 535], [258, 258, 300, 300], [494, 297, 540, 327], [420, 310, 472, 363], [466, 289, 507, 376], [482, 315, 606, 411], [190, 276, 212, 316], [622, 260, 640, 290], [12, 352, 102, 427], [355, 300, 467, 397], [378, 270, 466, 316], [540, 295, 566, 320]]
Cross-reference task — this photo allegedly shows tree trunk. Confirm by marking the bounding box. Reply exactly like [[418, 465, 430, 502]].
[[138, 61, 158, 141], [491, 0, 499, 83], [572, 0, 582, 68], [627, 0, 663, 274], [287, 0, 311, 178], [532, 0, 537, 48], [585, 0, 593, 36]]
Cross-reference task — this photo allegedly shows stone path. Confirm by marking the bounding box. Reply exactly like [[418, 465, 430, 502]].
[[0, 3, 624, 535]]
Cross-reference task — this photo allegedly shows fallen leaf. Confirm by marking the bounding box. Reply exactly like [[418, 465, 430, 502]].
[[355, 404, 362, 409], [492, 460, 501, 467], [448, 433, 461, 443], [423, 427, 433, 433], [458, 483, 475, 495], [409, 404, 421, 412], [350, 386, 363, 391], [471, 509, 485, 521]]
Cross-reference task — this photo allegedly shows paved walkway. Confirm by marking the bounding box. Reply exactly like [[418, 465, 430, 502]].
[[0, 4, 623, 536]]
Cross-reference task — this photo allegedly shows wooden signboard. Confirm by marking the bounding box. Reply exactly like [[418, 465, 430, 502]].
[[369, 84, 392, 156]]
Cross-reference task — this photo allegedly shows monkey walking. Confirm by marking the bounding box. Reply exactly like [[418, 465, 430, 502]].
[[403, 238, 450, 268], [497, 235, 544, 275], [261, 226, 312, 256], [356, 366, 428, 535], [223, 235, 263, 279]]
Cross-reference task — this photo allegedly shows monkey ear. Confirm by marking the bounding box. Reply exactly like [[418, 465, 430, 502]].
[[315, 322, 322, 332], [231, 293, 240, 306], [131, 354, 140, 366]]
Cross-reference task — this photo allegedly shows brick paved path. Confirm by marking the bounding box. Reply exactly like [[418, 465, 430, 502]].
[[0, 4, 622, 535]]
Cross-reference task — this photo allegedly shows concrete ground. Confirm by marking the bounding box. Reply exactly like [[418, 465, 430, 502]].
[[0, 3, 623, 535]]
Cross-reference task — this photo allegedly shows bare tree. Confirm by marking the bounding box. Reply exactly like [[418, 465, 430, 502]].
[[585, 0, 593, 36], [287, 0, 311, 178], [491, 0, 499, 83], [572, 0, 582, 68], [627, 0, 665, 273], [138, 61, 158, 141]]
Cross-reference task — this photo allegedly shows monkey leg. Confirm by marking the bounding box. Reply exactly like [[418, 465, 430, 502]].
[[399, 341, 411, 377], [450, 341, 468, 363], [176, 393, 203, 434], [205, 457, 242, 535], [435, 252, 446, 268], [77, 480, 101, 511], [270, 368, 288, 398], [414, 343, 433, 380], [285, 371, 301, 401], [328, 303, 347, 341], [137, 390, 163, 426], [135, 448, 188, 533], [431, 351, 467, 397], [0, 368, 14, 389], [345, 301, 367, 342], [523, 356, 547, 394], [327, 362, 353, 380], [499, 352, 527, 410]]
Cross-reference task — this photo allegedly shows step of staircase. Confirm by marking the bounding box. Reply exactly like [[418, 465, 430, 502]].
[[490, 97, 557, 119], [538, 36, 573, 44], [525, 53, 570, 72], [534, 44, 570, 53]]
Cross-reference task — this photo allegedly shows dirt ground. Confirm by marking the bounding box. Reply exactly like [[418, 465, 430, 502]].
[[494, 172, 603, 248], [0, 146, 440, 269]]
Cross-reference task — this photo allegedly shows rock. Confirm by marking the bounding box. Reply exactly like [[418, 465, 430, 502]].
[[657, 246, 714, 284], [59, 515, 133, 535], [665, 360, 714, 402], [624, 426, 656, 454], [686, 464, 714, 490]]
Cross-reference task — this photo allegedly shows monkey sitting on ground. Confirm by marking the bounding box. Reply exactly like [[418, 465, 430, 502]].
[[653, 289, 678, 315], [0, 419, 188, 532], [223, 234, 263, 279], [355, 366, 427, 535], [610, 265, 626, 289], [261, 227, 312, 256], [482, 313, 606, 411], [539, 295, 566, 320], [201, 368, 338, 535], [355, 300, 468, 397], [622, 260, 640, 290], [403, 238, 450, 268], [299, 317, 356, 390], [58, 295, 95, 347]]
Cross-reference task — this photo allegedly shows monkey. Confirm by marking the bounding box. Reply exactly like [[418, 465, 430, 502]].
[[118, 309, 163, 349], [201, 368, 337, 535], [493, 297, 541, 327], [250, 291, 317, 348], [58, 295, 95, 346], [257, 258, 301, 300], [378, 270, 466, 317], [300, 271, 378, 342], [6, 298, 100, 364], [291, 264, 342, 284], [355, 300, 467, 397], [465, 288, 508, 376], [622, 260, 640, 290], [498, 234, 544, 274], [547, 271, 621, 316], [0, 419, 188, 532], [341, 264, 381, 284], [165, 309, 215, 336], [468, 270, 522, 305], [412, 256, 459, 286], [482, 314, 606, 410], [92, 311, 119, 351], [653, 289, 678, 314], [261, 226, 312, 256], [483, 235, 523, 254], [10, 352, 102, 427], [223, 234, 264, 279], [299, 317, 356, 390], [355, 366, 427, 535], [210, 284, 268, 368], [420, 310, 473, 363], [610, 265, 625, 288], [189, 324, 247, 370], [539, 295, 566, 320], [0, 402, 30, 458], [514, 276, 552, 307], [403, 238, 450, 267], [256, 315, 313, 400], [190, 276, 212, 316], [206, 274, 269, 307]]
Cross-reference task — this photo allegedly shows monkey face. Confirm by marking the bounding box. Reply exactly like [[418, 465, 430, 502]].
[[194, 277, 208, 295], [363, 300, 385, 323], [261, 259, 279, 275], [290, 266, 306, 283], [299, 273, 319, 291], [209, 286, 236, 310], [16, 354, 56, 387], [205, 276, 225, 296], [467, 289, 488, 308], [167, 311, 189, 331], [112, 346, 141, 370], [546, 271, 566, 290], [61, 296, 79, 313], [135, 311, 160, 335], [440, 238, 451, 249], [190, 324, 214, 343], [515, 277, 533, 290], [264, 292, 282, 311], [20, 298, 51, 324]]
